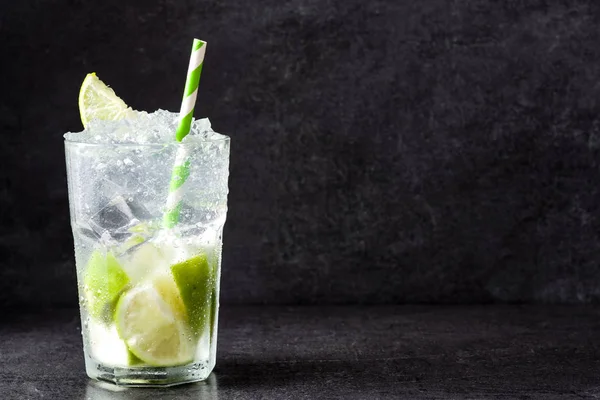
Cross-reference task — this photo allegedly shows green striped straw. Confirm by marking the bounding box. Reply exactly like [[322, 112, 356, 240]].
[[163, 39, 207, 229]]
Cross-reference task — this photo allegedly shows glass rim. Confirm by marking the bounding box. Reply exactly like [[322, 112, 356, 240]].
[[64, 133, 230, 147]]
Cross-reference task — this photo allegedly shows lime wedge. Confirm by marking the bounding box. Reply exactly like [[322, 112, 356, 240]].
[[83, 250, 130, 324], [171, 254, 213, 336], [115, 283, 195, 367], [78, 72, 135, 127]]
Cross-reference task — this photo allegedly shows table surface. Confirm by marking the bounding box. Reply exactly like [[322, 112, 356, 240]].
[[2, 306, 600, 399]]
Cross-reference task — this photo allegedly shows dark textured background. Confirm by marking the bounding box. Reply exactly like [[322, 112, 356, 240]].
[[3, 0, 600, 308]]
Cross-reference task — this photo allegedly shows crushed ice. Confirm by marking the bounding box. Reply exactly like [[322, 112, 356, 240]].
[[64, 109, 224, 144]]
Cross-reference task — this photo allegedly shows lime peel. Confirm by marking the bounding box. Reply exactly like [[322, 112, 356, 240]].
[[84, 250, 130, 324], [171, 254, 214, 337]]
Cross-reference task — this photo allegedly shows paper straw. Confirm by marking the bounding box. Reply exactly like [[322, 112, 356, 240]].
[[176, 39, 206, 142], [163, 39, 206, 229]]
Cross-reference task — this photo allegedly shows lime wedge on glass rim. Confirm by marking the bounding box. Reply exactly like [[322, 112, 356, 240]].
[[78, 72, 136, 127]]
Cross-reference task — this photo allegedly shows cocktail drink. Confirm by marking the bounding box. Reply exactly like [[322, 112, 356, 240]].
[[64, 40, 228, 386]]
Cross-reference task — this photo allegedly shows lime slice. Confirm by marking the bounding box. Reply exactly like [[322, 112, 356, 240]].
[[171, 254, 214, 336], [115, 283, 195, 367], [78, 72, 135, 127], [153, 273, 187, 320], [84, 250, 130, 324]]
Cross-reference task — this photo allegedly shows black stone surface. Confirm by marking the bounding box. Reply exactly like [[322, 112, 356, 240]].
[[2, 306, 600, 399], [4, 1, 600, 307]]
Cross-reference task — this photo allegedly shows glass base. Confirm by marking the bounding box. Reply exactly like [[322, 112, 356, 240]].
[[86, 358, 214, 387]]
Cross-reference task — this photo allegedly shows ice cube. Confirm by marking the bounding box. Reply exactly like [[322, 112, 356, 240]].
[[88, 320, 129, 366], [189, 118, 212, 136], [88, 195, 154, 243], [120, 240, 170, 282], [173, 202, 227, 231], [73, 221, 101, 242], [99, 176, 153, 208]]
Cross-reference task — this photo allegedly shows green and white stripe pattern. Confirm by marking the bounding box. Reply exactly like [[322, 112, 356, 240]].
[[176, 39, 206, 142], [163, 149, 192, 228], [163, 39, 206, 229]]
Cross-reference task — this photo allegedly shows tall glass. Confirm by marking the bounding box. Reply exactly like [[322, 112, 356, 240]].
[[64, 135, 229, 386]]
